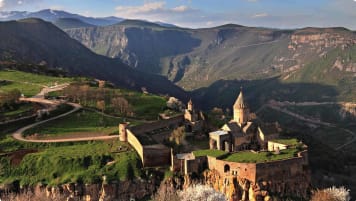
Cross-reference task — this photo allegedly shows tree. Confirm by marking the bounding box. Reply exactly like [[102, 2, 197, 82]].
[[96, 100, 106, 113], [111, 97, 132, 116], [311, 186, 351, 201], [169, 126, 186, 145], [179, 184, 227, 201], [0, 89, 21, 110], [79, 84, 90, 105]]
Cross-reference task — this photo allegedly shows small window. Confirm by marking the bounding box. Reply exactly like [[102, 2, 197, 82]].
[[224, 164, 230, 173]]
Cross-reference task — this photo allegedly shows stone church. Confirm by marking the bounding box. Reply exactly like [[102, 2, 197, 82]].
[[209, 89, 281, 152]]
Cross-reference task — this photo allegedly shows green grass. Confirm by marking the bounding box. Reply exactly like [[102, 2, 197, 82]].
[[186, 136, 210, 149], [0, 136, 91, 153], [55, 85, 169, 120], [222, 149, 299, 163], [270, 138, 299, 146], [193, 149, 227, 157], [24, 109, 122, 136], [127, 94, 167, 120], [0, 140, 142, 186], [3, 103, 33, 116], [1, 103, 34, 122], [0, 81, 42, 97], [0, 70, 72, 86], [0, 70, 74, 97]]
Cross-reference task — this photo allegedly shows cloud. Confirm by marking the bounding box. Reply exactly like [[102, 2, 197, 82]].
[[0, 0, 42, 10], [115, 1, 212, 27], [172, 5, 189, 12], [115, 1, 166, 17], [252, 13, 268, 18]]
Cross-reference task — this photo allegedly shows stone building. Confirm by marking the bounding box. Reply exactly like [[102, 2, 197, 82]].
[[209, 89, 281, 152], [171, 88, 311, 200], [184, 99, 204, 133]]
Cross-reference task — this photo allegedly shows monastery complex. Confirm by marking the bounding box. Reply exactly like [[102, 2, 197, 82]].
[[119, 89, 311, 200]]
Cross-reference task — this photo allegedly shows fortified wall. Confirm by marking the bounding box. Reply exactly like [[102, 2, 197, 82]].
[[120, 115, 184, 167], [203, 150, 310, 200]]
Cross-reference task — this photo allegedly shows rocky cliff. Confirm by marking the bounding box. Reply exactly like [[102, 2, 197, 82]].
[[202, 169, 309, 201], [0, 179, 158, 201]]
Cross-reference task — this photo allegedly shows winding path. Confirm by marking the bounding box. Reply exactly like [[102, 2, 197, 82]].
[[257, 100, 356, 151], [11, 85, 119, 143]]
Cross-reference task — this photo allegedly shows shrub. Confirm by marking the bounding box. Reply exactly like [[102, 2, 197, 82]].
[[311, 186, 351, 201]]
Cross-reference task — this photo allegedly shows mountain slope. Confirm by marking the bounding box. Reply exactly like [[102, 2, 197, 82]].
[[53, 18, 95, 29], [66, 21, 356, 91], [0, 18, 187, 100]]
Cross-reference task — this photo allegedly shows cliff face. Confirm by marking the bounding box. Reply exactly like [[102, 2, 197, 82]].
[[66, 23, 356, 92], [1, 179, 157, 201], [203, 168, 309, 201], [66, 25, 201, 77]]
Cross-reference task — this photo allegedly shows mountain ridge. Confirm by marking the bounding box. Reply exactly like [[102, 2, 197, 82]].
[[0, 9, 124, 26], [66, 20, 354, 89], [0, 18, 188, 101]]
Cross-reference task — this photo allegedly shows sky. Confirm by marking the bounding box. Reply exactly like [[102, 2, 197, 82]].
[[0, 0, 355, 29]]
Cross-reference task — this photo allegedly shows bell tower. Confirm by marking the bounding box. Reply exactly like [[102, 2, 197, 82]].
[[233, 88, 250, 124], [187, 99, 193, 112]]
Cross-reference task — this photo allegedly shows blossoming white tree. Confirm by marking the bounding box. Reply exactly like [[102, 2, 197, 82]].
[[311, 186, 351, 201], [179, 184, 227, 201]]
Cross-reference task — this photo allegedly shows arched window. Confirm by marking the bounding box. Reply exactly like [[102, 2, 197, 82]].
[[224, 164, 230, 173]]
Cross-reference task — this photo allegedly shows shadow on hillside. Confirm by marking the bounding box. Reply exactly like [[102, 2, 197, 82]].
[[191, 77, 339, 111], [125, 28, 201, 74]]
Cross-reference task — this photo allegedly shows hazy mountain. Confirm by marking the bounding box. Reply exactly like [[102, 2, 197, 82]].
[[0, 18, 187, 100], [0, 9, 124, 26], [53, 18, 95, 29]]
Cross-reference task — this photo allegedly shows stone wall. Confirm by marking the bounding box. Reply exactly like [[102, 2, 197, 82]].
[[267, 141, 288, 152], [208, 157, 257, 182], [127, 129, 171, 167], [142, 145, 170, 167], [255, 150, 310, 198], [126, 129, 144, 164], [184, 156, 207, 175], [205, 150, 310, 200]]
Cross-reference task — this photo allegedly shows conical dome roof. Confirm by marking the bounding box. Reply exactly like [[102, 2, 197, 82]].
[[233, 88, 247, 109]]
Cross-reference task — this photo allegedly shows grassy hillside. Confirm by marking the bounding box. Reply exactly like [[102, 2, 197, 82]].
[[0, 18, 188, 101], [23, 110, 121, 138], [0, 140, 141, 185], [0, 70, 173, 187], [284, 46, 356, 101], [0, 70, 73, 96]]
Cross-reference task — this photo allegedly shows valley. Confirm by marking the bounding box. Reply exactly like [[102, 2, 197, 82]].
[[0, 7, 355, 200]]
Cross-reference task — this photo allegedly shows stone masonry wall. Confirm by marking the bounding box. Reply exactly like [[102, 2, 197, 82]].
[[126, 129, 144, 164]]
